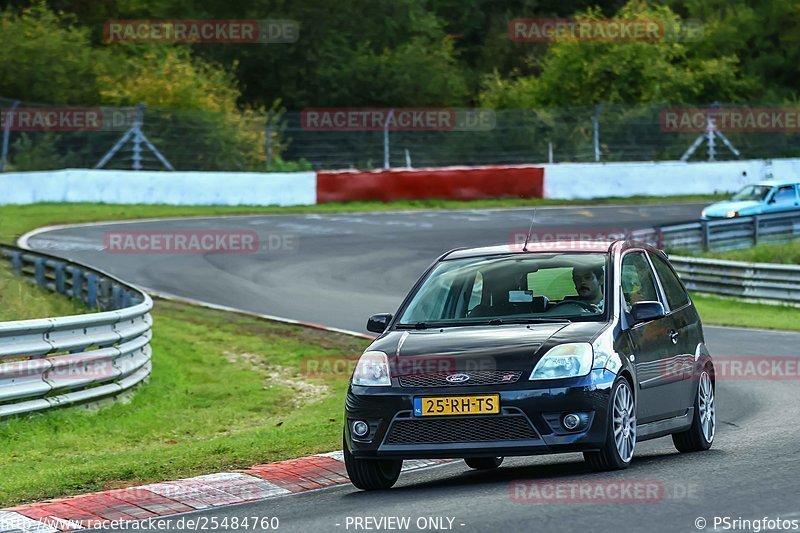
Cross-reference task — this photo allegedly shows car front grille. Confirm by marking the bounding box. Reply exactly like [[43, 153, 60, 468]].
[[397, 370, 523, 388], [384, 415, 538, 445]]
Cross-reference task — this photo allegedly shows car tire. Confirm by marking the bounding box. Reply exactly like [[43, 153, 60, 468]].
[[464, 457, 504, 470], [673, 369, 715, 453], [343, 433, 402, 490], [584, 376, 636, 471]]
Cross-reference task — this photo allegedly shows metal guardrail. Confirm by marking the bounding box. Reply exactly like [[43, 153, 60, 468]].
[[625, 210, 800, 306], [668, 255, 800, 304], [0, 244, 152, 418], [630, 210, 800, 253]]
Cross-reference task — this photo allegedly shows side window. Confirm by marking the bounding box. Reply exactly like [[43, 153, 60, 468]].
[[620, 253, 659, 312], [649, 253, 691, 310], [772, 185, 796, 204]]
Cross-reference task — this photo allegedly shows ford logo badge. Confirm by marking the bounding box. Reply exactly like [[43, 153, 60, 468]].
[[445, 373, 471, 383]]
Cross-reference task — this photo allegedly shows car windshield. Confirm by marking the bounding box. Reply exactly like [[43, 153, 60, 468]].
[[397, 253, 609, 327], [731, 185, 772, 202]]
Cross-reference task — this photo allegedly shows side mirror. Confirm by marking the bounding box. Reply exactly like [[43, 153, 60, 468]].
[[630, 301, 665, 324], [366, 313, 393, 334]]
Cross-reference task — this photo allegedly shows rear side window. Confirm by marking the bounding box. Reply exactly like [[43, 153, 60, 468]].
[[620, 252, 659, 312], [649, 253, 691, 310], [772, 185, 797, 204]]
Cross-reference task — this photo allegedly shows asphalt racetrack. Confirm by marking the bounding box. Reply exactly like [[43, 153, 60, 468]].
[[25, 202, 800, 533]]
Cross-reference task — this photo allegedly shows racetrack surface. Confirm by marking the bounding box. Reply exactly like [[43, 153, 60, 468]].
[[24, 202, 800, 532]]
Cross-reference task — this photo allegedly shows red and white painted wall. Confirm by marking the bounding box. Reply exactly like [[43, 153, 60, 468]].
[[2, 158, 797, 206]]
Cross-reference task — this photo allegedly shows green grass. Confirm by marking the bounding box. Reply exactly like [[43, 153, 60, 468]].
[[0, 194, 721, 243], [692, 293, 800, 332], [694, 240, 800, 265], [0, 262, 87, 321], [0, 300, 368, 506]]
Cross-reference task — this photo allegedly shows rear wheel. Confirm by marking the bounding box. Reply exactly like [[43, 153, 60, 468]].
[[584, 376, 636, 471], [464, 457, 504, 470], [673, 370, 715, 452], [343, 433, 402, 490]]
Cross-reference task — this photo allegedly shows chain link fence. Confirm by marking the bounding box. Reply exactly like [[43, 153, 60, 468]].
[[3, 97, 800, 172]]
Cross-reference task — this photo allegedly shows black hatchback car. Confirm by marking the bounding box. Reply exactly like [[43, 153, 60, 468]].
[[343, 240, 716, 490]]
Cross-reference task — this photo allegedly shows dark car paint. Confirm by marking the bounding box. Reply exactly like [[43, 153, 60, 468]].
[[345, 240, 714, 460]]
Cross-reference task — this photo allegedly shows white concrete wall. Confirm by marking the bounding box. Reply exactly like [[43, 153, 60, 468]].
[[542, 159, 800, 199], [0, 169, 317, 206]]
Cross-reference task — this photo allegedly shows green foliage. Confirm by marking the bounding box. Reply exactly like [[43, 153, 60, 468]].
[[480, 3, 757, 108]]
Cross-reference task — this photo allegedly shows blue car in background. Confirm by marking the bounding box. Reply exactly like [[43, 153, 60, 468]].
[[701, 179, 800, 219]]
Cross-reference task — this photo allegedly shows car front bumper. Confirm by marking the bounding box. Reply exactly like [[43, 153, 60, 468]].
[[344, 368, 618, 460]]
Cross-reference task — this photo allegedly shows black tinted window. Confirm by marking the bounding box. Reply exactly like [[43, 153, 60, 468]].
[[649, 253, 690, 310]]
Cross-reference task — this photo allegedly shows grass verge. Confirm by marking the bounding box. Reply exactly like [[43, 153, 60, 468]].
[[692, 293, 800, 332], [0, 299, 368, 506], [0, 261, 87, 321], [0, 194, 719, 243], [694, 240, 800, 265]]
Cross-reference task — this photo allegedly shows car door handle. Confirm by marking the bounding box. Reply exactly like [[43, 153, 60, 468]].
[[669, 330, 679, 344]]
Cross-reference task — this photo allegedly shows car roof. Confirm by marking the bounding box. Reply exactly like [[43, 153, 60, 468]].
[[443, 239, 659, 260], [753, 179, 799, 188]]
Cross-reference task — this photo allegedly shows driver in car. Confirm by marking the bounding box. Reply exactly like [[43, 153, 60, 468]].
[[571, 265, 604, 311]]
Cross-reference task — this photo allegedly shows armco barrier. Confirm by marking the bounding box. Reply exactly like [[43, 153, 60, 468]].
[[624, 210, 800, 305], [316, 166, 544, 203], [668, 255, 800, 305], [630, 210, 800, 253], [0, 244, 152, 418]]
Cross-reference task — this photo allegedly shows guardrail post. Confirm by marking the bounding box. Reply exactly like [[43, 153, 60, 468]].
[[54, 262, 66, 294], [701, 221, 710, 251], [86, 274, 99, 308], [71, 268, 83, 300], [34, 257, 46, 287], [10, 251, 22, 274], [112, 286, 123, 310], [753, 215, 760, 246]]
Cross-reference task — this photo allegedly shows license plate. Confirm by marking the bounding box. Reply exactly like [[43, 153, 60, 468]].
[[413, 395, 500, 417]]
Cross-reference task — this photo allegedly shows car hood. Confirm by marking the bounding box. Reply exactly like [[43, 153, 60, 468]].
[[368, 322, 608, 375], [703, 200, 760, 217]]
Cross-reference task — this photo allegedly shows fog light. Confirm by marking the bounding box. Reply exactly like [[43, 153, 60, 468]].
[[563, 413, 581, 430], [352, 420, 369, 437]]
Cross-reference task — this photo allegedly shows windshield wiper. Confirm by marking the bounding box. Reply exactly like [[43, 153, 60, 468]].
[[484, 317, 572, 325], [395, 322, 432, 330]]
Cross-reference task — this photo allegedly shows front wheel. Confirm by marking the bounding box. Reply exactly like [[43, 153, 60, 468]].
[[673, 369, 715, 452], [464, 457, 503, 470], [584, 376, 636, 471], [343, 433, 402, 490]]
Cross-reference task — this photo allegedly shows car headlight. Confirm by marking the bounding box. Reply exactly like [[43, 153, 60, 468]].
[[530, 343, 593, 380], [725, 210, 739, 218], [352, 351, 391, 386], [700, 209, 707, 219]]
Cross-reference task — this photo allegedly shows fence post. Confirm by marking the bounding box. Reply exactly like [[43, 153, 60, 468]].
[[10, 251, 22, 274], [265, 112, 273, 171], [593, 105, 602, 162], [383, 109, 394, 170], [0, 100, 20, 172]]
